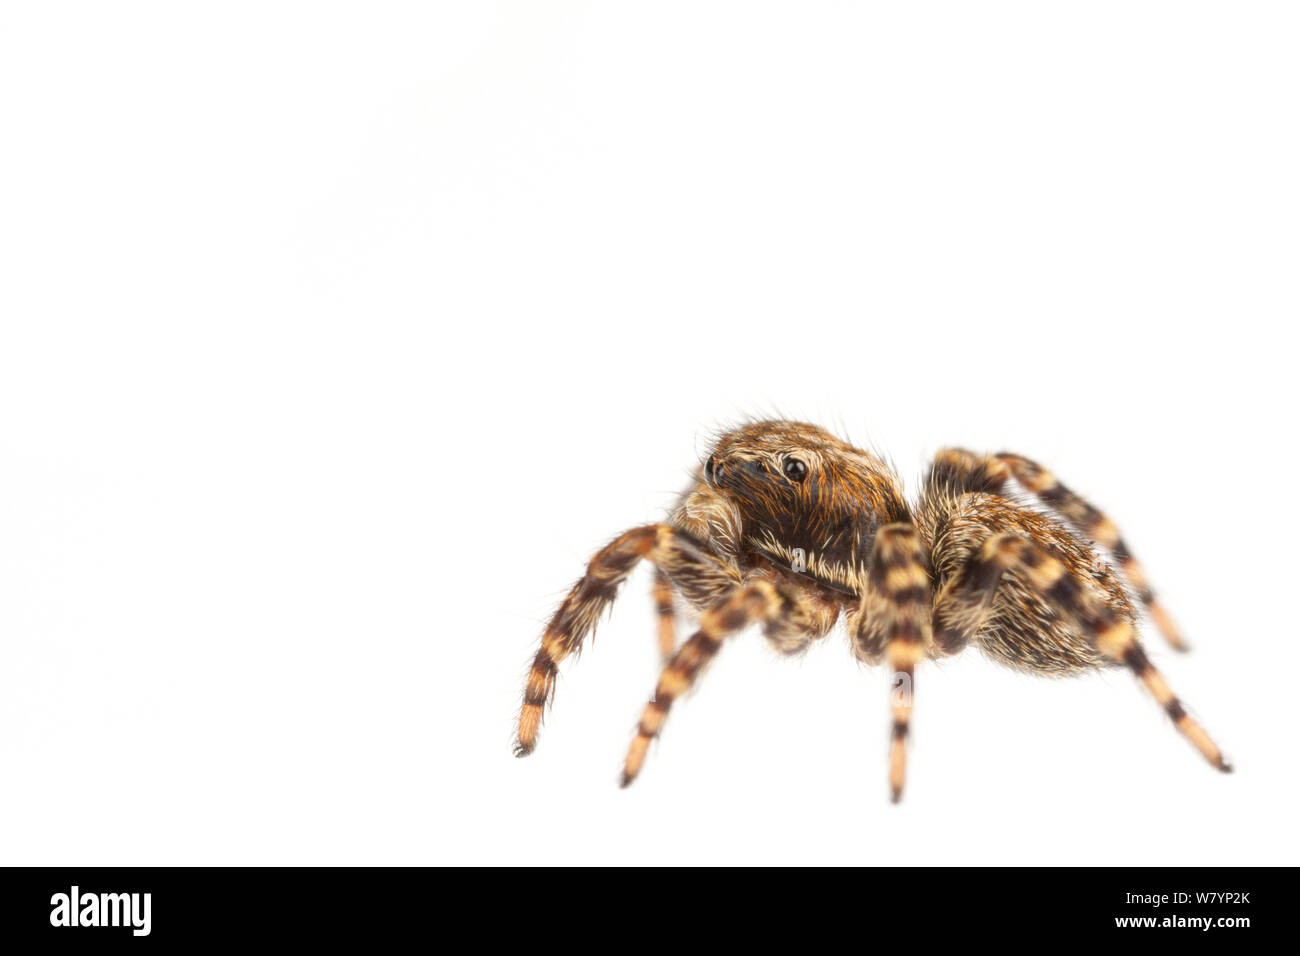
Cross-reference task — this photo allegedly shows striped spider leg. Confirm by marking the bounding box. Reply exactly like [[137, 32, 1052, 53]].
[[845, 523, 933, 802], [924, 451, 1229, 775], [934, 448, 1190, 652], [514, 524, 739, 758], [622, 571, 840, 786]]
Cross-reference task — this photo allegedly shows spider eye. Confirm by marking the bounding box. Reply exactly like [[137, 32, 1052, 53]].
[[783, 458, 808, 482]]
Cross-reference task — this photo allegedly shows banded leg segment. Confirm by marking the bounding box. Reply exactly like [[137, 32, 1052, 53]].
[[515, 524, 738, 757], [621, 579, 824, 786], [932, 536, 1006, 656], [858, 524, 933, 803], [996, 452, 1188, 652], [651, 569, 677, 659], [945, 532, 1229, 772]]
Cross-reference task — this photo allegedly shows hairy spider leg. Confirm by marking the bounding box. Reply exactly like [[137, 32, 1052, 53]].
[[995, 452, 1189, 653], [939, 532, 1229, 771], [515, 524, 738, 757], [847, 524, 933, 802], [651, 568, 678, 660], [621, 578, 832, 786]]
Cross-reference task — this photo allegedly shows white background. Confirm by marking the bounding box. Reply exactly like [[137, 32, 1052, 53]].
[[1, 3, 1296, 865]]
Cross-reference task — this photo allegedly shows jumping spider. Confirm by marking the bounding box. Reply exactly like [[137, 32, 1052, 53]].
[[514, 421, 1229, 800]]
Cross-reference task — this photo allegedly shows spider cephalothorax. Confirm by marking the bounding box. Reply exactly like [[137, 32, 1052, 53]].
[[514, 420, 1229, 800], [704, 421, 910, 594]]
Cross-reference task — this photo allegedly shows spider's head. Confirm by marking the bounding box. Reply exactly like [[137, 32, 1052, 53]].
[[702, 421, 908, 587]]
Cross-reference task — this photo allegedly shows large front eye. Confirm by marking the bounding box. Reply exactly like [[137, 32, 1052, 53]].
[[783, 458, 808, 482]]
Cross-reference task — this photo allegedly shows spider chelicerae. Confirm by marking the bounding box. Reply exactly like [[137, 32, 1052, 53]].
[[514, 420, 1229, 800]]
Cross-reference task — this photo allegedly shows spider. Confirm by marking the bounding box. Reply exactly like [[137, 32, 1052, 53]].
[[513, 420, 1230, 800]]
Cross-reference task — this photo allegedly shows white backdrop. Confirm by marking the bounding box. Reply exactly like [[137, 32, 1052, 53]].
[[1, 3, 1296, 865]]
